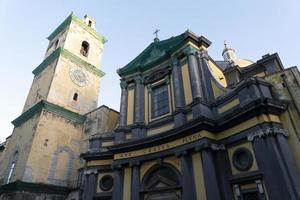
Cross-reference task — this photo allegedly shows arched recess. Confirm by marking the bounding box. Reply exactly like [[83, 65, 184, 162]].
[[141, 163, 182, 200], [48, 145, 75, 186], [80, 41, 90, 57]]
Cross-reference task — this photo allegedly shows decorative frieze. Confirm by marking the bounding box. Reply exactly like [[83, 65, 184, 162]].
[[247, 127, 288, 141]]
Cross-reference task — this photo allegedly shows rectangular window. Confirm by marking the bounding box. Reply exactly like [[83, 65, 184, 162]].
[[151, 84, 169, 118]]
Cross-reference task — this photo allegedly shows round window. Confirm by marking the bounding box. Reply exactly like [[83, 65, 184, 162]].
[[232, 147, 253, 171], [99, 175, 114, 191]]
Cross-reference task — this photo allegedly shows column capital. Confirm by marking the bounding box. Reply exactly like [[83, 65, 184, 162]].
[[134, 75, 144, 84], [196, 49, 209, 59], [129, 160, 140, 167], [84, 168, 98, 175], [120, 80, 128, 89], [171, 57, 180, 66], [175, 150, 188, 157], [183, 46, 197, 56], [195, 142, 225, 152], [247, 127, 288, 141], [111, 164, 123, 170]]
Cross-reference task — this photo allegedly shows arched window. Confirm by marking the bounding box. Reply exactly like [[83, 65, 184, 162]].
[[7, 151, 18, 184], [73, 93, 78, 101], [54, 39, 59, 49], [80, 41, 89, 57], [7, 162, 15, 184]]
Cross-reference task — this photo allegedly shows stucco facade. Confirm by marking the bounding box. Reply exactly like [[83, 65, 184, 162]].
[[81, 31, 300, 200]]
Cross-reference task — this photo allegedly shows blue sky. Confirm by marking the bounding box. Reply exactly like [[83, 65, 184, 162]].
[[0, 0, 299, 141]]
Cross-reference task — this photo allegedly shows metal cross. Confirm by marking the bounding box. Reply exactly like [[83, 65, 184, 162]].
[[154, 29, 160, 38]]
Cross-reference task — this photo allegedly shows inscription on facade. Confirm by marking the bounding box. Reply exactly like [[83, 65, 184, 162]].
[[115, 132, 204, 159]]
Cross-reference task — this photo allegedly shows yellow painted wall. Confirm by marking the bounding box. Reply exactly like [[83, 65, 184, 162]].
[[207, 59, 227, 87], [181, 63, 193, 105], [123, 167, 132, 200], [211, 80, 225, 99], [192, 153, 206, 200], [144, 87, 149, 124], [140, 160, 156, 181], [127, 89, 135, 125], [147, 123, 174, 136], [218, 98, 240, 113], [163, 156, 180, 171]]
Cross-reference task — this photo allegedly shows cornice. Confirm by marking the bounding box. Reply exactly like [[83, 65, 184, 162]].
[[12, 100, 86, 127], [32, 47, 105, 77], [0, 181, 69, 195], [47, 13, 107, 44]]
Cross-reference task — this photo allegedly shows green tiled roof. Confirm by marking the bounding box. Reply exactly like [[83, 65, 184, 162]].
[[47, 13, 107, 44], [12, 100, 86, 127], [32, 47, 105, 77], [117, 33, 186, 76]]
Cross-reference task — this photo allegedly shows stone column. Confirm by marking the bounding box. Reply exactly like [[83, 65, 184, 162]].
[[115, 80, 128, 143], [132, 75, 145, 139], [134, 75, 145, 124], [249, 128, 300, 200], [171, 58, 186, 127], [176, 151, 196, 200], [112, 165, 124, 200], [82, 169, 97, 200], [119, 80, 128, 127], [183, 46, 202, 100], [130, 161, 140, 200], [200, 146, 221, 200]]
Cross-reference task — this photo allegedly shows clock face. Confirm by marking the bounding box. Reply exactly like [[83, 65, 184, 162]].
[[69, 66, 90, 87]]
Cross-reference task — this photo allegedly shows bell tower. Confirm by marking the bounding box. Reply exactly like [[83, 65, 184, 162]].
[[23, 13, 105, 115], [0, 13, 106, 199]]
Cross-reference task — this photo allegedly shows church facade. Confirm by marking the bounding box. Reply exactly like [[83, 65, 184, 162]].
[[0, 14, 300, 200], [82, 32, 300, 199]]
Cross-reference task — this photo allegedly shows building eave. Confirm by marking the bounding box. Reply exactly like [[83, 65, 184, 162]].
[[12, 100, 86, 127], [32, 47, 105, 77]]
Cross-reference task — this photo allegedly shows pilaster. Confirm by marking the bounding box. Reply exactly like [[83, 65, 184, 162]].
[[249, 127, 300, 199], [196, 143, 222, 200], [183, 46, 202, 100], [115, 80, 128, 143], [112, 165, 124, 200], [82, 169, 98, 200], [175, 151, 196, 200], [132, 75, 146, 139], [130, 161, 141, 200], [171, 57, 186, 127]]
